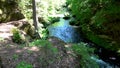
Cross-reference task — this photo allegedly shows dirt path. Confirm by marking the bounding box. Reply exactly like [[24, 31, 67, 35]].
[[0, 19, 27, 40], [0, 37, 79, 68], [0, 23, 15, 40]]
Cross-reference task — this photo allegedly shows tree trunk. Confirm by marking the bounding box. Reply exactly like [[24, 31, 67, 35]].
[[32, 0, 41, 38]]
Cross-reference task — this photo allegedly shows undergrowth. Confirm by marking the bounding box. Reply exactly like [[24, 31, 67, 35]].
[[11, 28, 22, 43]]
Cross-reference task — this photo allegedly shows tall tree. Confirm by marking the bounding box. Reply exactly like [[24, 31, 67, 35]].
[[32, 0, 40, 38]]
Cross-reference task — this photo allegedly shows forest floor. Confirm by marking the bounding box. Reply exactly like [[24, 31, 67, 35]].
[[0, 20, 79, 68]]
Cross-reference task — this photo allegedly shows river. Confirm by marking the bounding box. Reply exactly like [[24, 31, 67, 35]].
[[47, 17, 119, 68]]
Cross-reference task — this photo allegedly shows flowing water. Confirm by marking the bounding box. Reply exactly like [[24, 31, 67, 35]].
[[47, 17, 119, 68], [48, 18, 82, 43]]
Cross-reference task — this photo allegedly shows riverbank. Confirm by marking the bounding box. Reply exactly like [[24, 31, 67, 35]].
[[0, 36, 79, 68]]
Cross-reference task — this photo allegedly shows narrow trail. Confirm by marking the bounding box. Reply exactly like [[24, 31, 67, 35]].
[[0, 19, 29, 41], [0, 23, 15, 40]]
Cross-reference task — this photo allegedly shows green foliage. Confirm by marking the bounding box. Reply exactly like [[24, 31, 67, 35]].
[[91, 3, 120, 27], [86, 32, 120, 51], [40, 29, 49, 40], [67, 0, 120, 26], [11, 28, 22, 43], [16, 61, 33, 68], [91, 9, 107, 27], [72, 42, 99, 68], [68, 0, 120, 52], [37, 0, 66, 24], [18, 0, 32, 20], [48, 17, 60, 24], [18, 0, 65, 23], [67, 0, 93, 23], [18, 0, 66, 39]]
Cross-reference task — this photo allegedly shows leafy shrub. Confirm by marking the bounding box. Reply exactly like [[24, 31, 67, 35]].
[[16, 61, 33, 68], [40, 29, 49, 40], [67, 0, 120, 29], [18, 0, 32, 20], [71, 42, 99, 68], [11, 28, 22, 43]]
